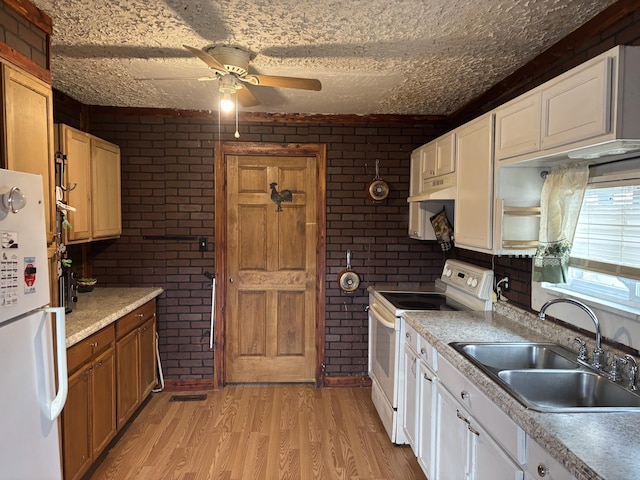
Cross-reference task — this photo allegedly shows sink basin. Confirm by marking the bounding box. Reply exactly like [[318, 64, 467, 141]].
[[450, 342, 577, 373], [498, 369, 640, 412], [449, 342, 640, 412]]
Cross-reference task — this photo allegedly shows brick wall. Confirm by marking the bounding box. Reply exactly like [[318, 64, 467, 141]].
[[0, 0, 47, 68], [64, 115, 446, 380]]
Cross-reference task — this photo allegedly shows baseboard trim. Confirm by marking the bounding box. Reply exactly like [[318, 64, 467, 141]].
[[323, 375, 371, 388], [161, 379, 216, 391]]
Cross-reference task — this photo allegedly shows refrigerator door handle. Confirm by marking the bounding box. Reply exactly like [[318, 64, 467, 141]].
[[43, 306, 68, 421]]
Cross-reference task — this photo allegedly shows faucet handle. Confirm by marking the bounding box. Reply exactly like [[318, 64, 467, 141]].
[[624, 354, 639, 392], [573, 338, 587, 361], [609, 355, 627, 382]]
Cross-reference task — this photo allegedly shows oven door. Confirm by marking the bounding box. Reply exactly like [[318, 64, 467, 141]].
[[368, 301, 400, 408]]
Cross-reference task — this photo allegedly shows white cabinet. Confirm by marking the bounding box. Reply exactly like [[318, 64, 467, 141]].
[[526, 438, 576, 480], [541, 56, 611, 150], [435, 383, 472, 479], [496, 45, 640, 166], [402, 342, 419, 451], [495, 91, 542, 161], [435, 353, 526, 480], [454, 114, 494, 252], [408, 139, 455, 241], [417, 361, 436, 478], [401, 320, 437, 479]]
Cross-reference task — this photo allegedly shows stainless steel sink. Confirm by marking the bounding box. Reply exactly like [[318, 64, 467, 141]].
[[498, 369, 640, 412], [449, 342, 640, 412], [450, 342, 578, 373]]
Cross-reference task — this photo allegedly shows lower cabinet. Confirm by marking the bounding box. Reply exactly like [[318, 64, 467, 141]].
[[62, 326, 116, 480], [416, 361, 436, 478], [62, 299, 157, 479], [116, 301, 157, 428]]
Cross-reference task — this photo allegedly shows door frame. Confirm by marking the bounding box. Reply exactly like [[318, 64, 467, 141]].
[[214, 142, 327, 388]]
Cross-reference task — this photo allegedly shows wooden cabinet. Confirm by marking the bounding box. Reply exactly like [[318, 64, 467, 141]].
[[116, 300, 157, 428], [454, 114, 494, 252], [56, 124, 121, 244], [1, 62, 56, 246], [62, 326, 116, 480]]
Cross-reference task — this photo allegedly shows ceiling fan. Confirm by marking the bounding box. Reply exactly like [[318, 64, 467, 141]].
[[183, 45, 322, 109]]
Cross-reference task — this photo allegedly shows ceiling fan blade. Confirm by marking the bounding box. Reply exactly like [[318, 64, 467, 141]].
[[236, 85, 260, 107], [183, 45, 227, 74], [243, 74, 321, 91]]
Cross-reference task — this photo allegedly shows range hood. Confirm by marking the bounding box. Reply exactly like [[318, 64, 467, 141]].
[[407, 172, 457, 202]]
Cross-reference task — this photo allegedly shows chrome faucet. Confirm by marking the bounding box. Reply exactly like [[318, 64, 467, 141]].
[[539, 298, 604, 369]]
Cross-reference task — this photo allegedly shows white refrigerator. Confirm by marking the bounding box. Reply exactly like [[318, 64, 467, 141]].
[[0, 169, 67, 480]]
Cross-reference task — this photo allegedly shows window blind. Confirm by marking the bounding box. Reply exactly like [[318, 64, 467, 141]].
[[570, 158, 640, 281]]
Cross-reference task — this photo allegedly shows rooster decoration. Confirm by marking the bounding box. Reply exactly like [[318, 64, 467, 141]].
[[269, 182, 293, 212]]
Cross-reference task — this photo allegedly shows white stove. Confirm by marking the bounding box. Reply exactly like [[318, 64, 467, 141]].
[[368, 259, 494, 444]]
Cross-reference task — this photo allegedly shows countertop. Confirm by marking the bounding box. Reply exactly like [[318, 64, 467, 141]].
[[403, 302, 640, 480], [64, 287, 164, 348]]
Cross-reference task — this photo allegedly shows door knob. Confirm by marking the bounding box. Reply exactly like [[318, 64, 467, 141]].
[[229, 278, 234, 283]]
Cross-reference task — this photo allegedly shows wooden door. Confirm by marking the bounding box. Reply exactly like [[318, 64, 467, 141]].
[[222, 145, 322, 384], [116, 329, 140, 428], [91, 137, 121, 239], [59, 124, 92, 243], [90, 346, 116, 458], [62, 365, 91, 480], [139, 316, 157, 399]]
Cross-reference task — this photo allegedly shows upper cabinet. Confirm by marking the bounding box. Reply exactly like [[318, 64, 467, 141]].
[[454, 115, 494, 252], [56, 124, 122, 244], [408, 132, 456, 241], [1, 62, 56, 246], [496, 45, 640, 166]]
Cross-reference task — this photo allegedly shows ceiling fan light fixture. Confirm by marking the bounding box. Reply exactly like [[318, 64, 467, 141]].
[[218, 75, 238, 112], [220, 92, 235, 112]]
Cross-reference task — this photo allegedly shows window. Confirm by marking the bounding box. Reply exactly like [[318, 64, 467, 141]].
[[541, 158, 640, 312]]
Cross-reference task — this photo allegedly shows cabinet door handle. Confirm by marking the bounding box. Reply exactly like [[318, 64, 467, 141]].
[[467, 424, 480, 437], [460, 390, 470, 400], [405, 332, 411, 340], [136, 313, 144, 318], [456, 409, 469, 424], [423, 373, 432, 382]]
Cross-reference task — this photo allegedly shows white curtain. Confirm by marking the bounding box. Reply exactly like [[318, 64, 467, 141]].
[[534, 164, 589, 283]]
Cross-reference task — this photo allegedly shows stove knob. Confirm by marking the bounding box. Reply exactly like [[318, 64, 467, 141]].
[[471, 278, 478, 287], [444, 268, 452, 277], [466, 277, 473, 286]]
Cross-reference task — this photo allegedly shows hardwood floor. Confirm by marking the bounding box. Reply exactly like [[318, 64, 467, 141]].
[[88, 384, 425, 480]]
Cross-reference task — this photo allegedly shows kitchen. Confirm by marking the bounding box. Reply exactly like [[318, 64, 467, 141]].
[[2, 0, 640, 479]]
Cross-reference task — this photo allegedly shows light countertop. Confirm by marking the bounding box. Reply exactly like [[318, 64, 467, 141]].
[[403, 301, 640, 480], [64, 287, 163, 348]]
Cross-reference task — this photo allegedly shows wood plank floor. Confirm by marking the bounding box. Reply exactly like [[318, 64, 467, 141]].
[[89, 384, 425, 480]]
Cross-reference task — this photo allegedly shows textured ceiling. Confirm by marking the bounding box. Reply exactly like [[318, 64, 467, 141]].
[[31, 0, 616, 115]]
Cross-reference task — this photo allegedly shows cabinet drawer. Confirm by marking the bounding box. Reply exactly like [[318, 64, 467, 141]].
[[527, 438, 574, 480], [116, 301, 155, 339], [67, 325, 115, 374], [403, 320, 420, 353], [417, 336, 436, 371], [438, 353, 524, 463]]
